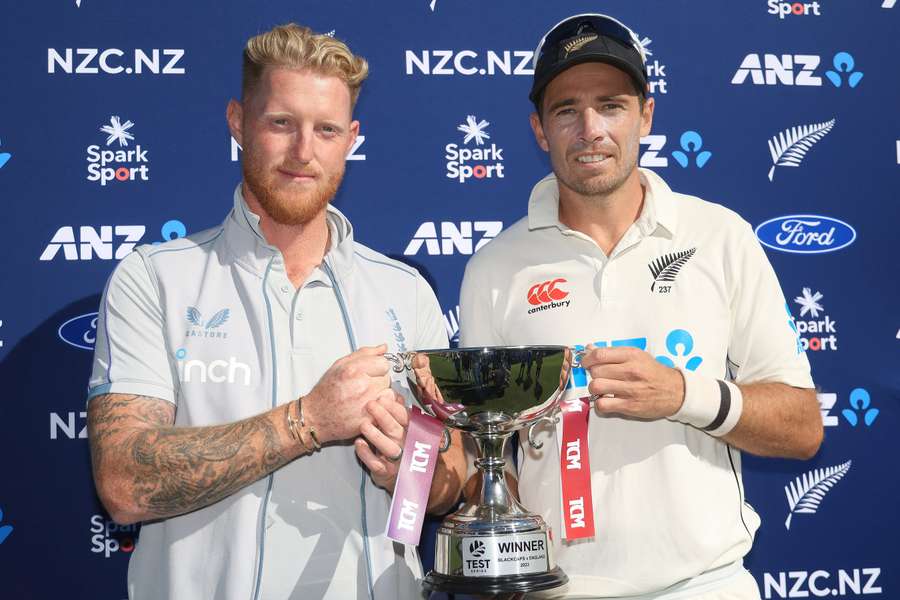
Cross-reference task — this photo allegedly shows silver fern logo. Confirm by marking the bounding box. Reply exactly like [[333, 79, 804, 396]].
[[784, 460, 851, 529], [648, 248, 696, 291], [767, 118, 836, 181]]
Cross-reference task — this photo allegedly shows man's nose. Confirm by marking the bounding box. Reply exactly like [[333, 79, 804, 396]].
[[579, 107, 607, 144], [291, 129, 314, 163]]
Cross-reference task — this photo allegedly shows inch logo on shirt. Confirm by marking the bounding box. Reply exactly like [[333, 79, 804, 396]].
[[648, 247, 696, 292], [526, 278, 571, 315]]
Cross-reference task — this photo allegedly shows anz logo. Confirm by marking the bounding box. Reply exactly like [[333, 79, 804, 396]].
[[568, 329, 704, 390], [403, 221, 503, 256], [40, 225, 145, 261], [230, 135, 366, 161], [732, 51, 863, 87], [41, 220, 186, 261], [640, 132, 712, 169]]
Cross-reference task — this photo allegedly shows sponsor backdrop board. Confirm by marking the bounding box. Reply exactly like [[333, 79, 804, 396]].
[[1, 1, 898, 598]]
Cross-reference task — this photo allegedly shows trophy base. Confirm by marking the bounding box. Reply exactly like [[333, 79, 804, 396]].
[[428, 515, 567, 595], [423, 567, 568, 594]]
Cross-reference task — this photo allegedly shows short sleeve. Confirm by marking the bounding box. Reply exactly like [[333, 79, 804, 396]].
[[459, 255, 504, 347], [727, 223, 814, 388], [88, 250, 175, 404]]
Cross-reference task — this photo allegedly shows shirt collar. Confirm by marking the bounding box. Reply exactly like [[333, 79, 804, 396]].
[[527, 167, 678, 237], [225, 183, 356, 278]]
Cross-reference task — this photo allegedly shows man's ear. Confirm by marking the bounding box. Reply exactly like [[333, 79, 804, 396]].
[[530, 112, 550, 152], [639, 96, 655, 138], [226, 99, 244, 147]]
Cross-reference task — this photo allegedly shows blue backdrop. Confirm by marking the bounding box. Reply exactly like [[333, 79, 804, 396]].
[[1, 1, 898, 598]]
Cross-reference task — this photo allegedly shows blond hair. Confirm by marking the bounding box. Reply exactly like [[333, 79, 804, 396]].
[[242, 24, 369, 106]]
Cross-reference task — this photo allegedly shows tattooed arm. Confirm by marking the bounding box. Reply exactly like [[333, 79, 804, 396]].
[[88, 393, 303, 525], [88, 345, 398, 525]]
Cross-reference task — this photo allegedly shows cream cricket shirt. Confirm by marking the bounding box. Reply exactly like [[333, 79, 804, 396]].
[[459, 169, 813, 597], [88, 186, 447, 600]]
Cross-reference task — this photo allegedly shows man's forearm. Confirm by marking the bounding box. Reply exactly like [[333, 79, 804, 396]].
[[721, 383, 823, 459], [89, 394, 303, 524]]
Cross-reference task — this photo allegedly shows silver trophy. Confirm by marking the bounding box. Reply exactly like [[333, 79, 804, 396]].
[[387, 346, 573, 595]]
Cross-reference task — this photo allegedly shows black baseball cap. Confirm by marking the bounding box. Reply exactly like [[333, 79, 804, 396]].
[[530, 13, 649, 107]]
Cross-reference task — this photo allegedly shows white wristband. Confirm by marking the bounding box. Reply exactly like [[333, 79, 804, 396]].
[[669, 369, 743, 437]]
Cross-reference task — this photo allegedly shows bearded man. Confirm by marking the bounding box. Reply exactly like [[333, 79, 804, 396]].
[[87, 23, 464, 600]]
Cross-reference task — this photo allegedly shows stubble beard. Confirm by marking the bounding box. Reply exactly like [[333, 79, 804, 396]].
[[242, 147, 344, 226], [554, 148, 638, 200]]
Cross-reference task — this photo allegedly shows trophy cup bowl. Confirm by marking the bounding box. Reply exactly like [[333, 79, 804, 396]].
[[387, 346, 573, 595]]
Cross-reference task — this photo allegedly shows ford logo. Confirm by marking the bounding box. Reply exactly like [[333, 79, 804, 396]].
[[58, 312, 99, 351], [755, 215, 856, 254]]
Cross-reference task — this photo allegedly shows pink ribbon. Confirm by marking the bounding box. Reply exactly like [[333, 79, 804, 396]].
[[385, 407, 444, 544]]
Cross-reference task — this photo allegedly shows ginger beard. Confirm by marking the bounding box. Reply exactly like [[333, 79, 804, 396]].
[[241, 143, 344, 226]]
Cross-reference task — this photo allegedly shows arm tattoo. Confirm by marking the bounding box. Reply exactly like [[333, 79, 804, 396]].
[[88, 394, 294, 521]]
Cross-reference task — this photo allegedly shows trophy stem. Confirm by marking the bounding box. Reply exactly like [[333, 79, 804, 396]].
[[472, 432, 524, 517]]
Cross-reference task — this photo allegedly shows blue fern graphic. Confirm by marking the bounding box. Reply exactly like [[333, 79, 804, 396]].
[[205, 309, 230, 329], [186, 307, 203, 327]]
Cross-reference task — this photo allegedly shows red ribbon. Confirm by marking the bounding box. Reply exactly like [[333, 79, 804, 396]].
[[560, 395, 595, 539]]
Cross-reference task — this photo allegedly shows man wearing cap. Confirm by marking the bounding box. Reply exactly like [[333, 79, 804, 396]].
[[87, 24, 465, 600], [459, 13, 822, 600]]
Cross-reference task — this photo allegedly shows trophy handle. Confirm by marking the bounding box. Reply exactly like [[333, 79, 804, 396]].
[[526, 415, 560, 450], [384, 351, 414, 373], [439, 427, 451, 453]]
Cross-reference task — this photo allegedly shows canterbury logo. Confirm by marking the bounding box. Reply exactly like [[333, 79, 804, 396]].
[[527, 278, 569, 305], [563, 34, 598, 58]]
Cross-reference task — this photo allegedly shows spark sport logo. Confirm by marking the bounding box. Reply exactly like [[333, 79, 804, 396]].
[[445, 115, 505, 183], [792, 287, 837, 351], [90, 515, 139, 558], [86, 115, 150, 186], [767, 1, 822, 18], [633, 32, 668, 94]]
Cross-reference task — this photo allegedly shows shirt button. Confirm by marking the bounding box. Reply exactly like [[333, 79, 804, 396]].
[[295, 312, 303, 321], [280, 284, 290, 293]]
